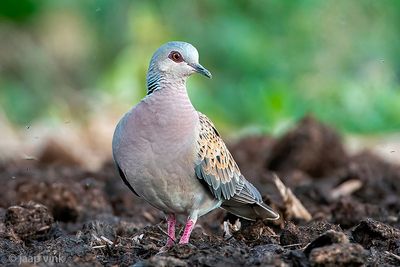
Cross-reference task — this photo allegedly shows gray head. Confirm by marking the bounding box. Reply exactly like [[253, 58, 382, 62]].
[[146, 42, 211, 94]]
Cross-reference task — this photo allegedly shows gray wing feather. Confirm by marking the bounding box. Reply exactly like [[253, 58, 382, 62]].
[[194, 113, 280, 221], [194, 113, 251, 201]]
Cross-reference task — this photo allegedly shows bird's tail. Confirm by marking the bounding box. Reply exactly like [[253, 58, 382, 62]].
[[221, 200, 280, 221], [253, 201, 280, 220], [220, 179, 280, 221]]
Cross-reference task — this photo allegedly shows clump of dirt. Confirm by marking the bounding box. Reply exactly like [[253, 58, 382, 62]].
[[308, 243, 367, 267], [37, 139, 82, 167], [231, 220, 278, 246], [0, 115, 399, 266], [15, 179, 112, 223], [346, 152, 400, 212], [330, 198, 383, 228], [303, 230, 348, 256], [3, 202, 54, 242], [352, 219, 400, 252], [280, 220, 342, 248], [267, 116, 348, 177]]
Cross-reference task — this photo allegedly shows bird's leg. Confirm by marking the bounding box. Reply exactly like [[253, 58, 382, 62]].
[[178, 217, 197, 244], [165, 214, 176, 247]]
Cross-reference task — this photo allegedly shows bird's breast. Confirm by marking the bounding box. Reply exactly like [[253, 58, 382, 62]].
[[112, 89, 203, 212]]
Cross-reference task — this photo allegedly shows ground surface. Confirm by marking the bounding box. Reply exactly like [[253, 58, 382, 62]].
[[0, 117, 399, 266]]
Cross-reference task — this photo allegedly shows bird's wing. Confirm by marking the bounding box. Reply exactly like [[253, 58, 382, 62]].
[[195, 112, 280, 220], [195, 112, 260, 203]]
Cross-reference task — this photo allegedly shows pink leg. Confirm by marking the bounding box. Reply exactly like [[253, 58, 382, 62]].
[[178, 219, 196, 244], [165, 214, 176, 247]]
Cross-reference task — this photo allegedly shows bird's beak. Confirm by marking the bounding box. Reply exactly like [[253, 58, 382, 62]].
[[188, 63, 212, 78]]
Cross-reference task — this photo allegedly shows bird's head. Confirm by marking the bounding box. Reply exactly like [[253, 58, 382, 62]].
[[147, 41, 212, 82]]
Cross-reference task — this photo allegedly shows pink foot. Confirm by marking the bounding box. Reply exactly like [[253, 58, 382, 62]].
[[165, 214, 176, 247], [179, 219, 195, 244]]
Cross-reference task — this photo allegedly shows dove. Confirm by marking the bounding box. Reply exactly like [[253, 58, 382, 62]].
[[112, 41, 279, 247]]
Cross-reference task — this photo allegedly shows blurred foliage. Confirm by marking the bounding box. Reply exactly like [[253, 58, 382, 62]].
[[0, 0, 399, 134]]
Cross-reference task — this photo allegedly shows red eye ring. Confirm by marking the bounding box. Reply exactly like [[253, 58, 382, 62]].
[[169, 51, 183, 63]]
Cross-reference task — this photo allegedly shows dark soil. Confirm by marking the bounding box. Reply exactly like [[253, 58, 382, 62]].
[[0, 116, 399, 266]]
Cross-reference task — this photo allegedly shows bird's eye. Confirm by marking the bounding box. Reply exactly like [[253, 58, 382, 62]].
[[169, 51, 183, 63]]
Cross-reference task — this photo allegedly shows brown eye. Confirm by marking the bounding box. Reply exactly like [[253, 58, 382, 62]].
[[169, 51, 183, 63]]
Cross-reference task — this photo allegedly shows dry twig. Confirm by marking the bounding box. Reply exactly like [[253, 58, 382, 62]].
[[330, 179, 363, 200], [273, 174, 312, 221], [385, 251, 400, 262]]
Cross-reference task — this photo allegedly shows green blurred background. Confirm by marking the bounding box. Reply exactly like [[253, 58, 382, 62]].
[[1, 0, 400, 135]]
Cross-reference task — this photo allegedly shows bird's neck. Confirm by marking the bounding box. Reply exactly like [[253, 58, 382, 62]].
[[144, 72, 194, 112], [145, 68, 197, 119], [146, 69, 187, 95], [141, 76, 197, 140]]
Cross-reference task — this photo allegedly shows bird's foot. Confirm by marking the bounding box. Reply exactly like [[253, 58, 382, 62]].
[[165, 214, 176, 245], [178, 219, 195, 244], [157, 214, 176, 254]]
